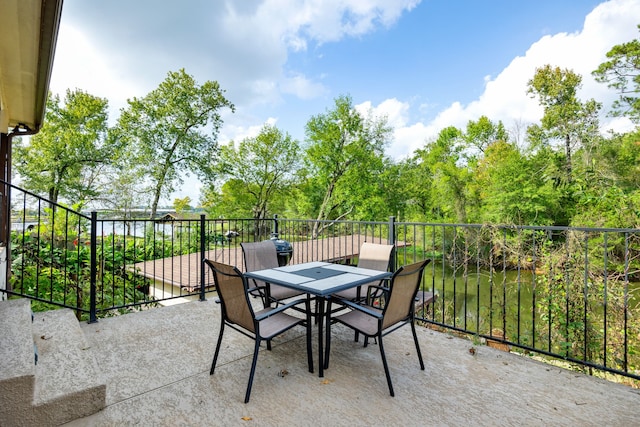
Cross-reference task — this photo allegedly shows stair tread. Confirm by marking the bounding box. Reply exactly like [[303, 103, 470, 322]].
[[32, 309, 106, 405]]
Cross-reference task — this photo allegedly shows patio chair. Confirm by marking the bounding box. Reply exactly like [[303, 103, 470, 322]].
[[241, 241, 304, 307], [205, 259, 313, 403], [324, 259, 431, 397], [333, 242, 394, 302]]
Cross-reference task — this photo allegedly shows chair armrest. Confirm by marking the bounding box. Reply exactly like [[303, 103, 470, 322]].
[[332, 297, 383, 319], [366, 284, 389, 301], [254, 297, 308, 321], [247, 285, 265, 294]]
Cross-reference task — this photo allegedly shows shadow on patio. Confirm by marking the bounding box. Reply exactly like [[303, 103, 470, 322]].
[[64, 297, 639, 426]]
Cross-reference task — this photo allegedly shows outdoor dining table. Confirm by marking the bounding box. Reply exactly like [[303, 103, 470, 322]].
[[244, 261, 393, 377]]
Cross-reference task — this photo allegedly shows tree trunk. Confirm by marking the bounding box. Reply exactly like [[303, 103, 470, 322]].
[[312, 181, 336, 238], [565, 134, 572, 183]]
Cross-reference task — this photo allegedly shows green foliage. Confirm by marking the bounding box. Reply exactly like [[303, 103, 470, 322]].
[[527, 64, 602, 188], [303, 94, 392, 229], [476, 141, 560, 225], [10, 227, 153, 319], [115, 69, 235, 218], [211, 124, 300, 220], [173, 197, 193, 213], [14, 90, 110, 207], [593, 25, 640, 124], [534, 232, 640, 373]]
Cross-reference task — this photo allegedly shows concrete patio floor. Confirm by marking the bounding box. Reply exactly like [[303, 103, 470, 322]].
[[63, 297, 639, 427]]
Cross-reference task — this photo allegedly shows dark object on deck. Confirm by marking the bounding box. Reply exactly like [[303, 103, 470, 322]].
[[269, 236, 293, 266]]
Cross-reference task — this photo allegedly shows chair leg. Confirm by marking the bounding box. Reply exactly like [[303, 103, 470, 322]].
[[411, 321, 425, 370], [245, 338, 262, 403], [378, 335, 395, 397], [210, 323, 225, 375], [324, 299, 332, 370], [267, 339, 272, 351]]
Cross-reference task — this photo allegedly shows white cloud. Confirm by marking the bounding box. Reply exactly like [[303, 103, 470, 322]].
[[357, 98, 432, 159], [260, 0, 420, 47], [280, 73, 328, 99], [49, 24, 142, 123], [364, 0, 640, 160]]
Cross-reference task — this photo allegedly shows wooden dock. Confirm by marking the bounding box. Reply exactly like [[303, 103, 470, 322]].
[[131, 235, 402, 292]]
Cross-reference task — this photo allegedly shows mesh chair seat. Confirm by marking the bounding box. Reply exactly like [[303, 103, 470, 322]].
[[253, 307, 303, 338]]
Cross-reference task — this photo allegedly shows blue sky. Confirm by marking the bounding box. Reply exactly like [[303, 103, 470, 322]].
[[48, 0, 640, 204]]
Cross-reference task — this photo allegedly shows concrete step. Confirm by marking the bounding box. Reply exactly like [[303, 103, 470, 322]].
[[0, 299, 37, 419], [0, 300, 106, 426], [30, 309, 106, 426]]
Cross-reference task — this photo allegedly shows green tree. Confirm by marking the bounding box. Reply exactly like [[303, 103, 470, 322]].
[[304, 95, 391, 235], [593, 25, 640, 123], [173, 196, 192, 213], [14, 90, 109, 206], [115, 69, 234, 219], [526, 65, 602, 185], [414, 126, 469, 223], [395, 154, 435, 222], [213, 124, 300, 220], [463, 115, 509, 155], [571, 129, 640, 228], [475, 141, 559, 225]]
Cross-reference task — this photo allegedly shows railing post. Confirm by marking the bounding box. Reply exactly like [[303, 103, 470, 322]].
[[389, 216, 396, 270], [273, 214, 279, 238], [89, 211, 98, 323], [199, 214, 206, 301]]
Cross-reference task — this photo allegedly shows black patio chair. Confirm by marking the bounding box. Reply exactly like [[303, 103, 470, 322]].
[[205, 259, 313, 403], [324, 259, 431, 397]]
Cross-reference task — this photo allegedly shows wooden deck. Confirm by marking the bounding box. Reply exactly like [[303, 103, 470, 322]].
[[131, 235, 402, 292]]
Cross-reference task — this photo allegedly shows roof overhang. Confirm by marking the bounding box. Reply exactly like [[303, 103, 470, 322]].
[[0, 0, 63, 135]]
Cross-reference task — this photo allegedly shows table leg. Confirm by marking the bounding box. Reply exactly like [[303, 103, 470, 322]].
[[317, 297, 325, 377]]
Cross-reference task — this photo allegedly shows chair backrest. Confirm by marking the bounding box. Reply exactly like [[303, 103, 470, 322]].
[[241, 241, 279, 272], [357, 242, 394, 271], [382, 259, 431, 330], [241, 241, 279, 291], [204, 259, 255, 333]]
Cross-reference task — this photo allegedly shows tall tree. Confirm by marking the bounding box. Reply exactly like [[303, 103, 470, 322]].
[[14, 90, 109, 207], [213, 124, 300, 220], [463, 115, 509, 155], [115, 69, 234, 219], [414, 126, 470, 223], [526, 65, 602, 185], [592, 25, 640, 124], [304, 95, 391, 235]]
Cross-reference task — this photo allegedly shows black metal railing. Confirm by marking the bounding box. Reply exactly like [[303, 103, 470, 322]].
[[2, 181, 639, 382]]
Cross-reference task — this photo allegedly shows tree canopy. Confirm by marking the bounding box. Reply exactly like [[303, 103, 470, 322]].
[[14, 90, 110, 207], [114, 69, 234, 218], [593, 25, 640, 124], [14, 31, 640, 230], [207, 124, 300, 220], [303, 95, 391, 234]]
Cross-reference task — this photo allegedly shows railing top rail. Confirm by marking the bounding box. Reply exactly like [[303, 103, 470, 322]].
[[391, 220, 640, 234], [2, 178, 91, 220]]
